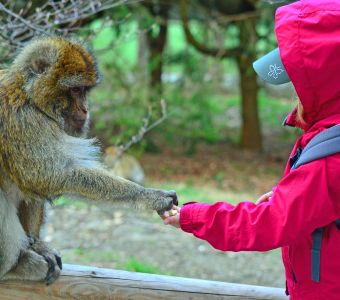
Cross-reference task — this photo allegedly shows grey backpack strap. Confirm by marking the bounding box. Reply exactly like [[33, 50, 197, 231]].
[[292, 124, 340, 170], [311, 228, 323, 282], [290, 125, 340, 282]]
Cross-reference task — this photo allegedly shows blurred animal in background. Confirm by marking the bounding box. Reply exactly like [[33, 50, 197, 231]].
[[103, 146, 145, 186], [0, 36, 177, 285]]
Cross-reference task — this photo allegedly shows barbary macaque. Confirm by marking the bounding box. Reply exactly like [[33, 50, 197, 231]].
[[0, 37, 177, 284]]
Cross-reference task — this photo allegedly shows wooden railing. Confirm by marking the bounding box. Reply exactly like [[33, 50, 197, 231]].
[[0, 264, 288, 300]]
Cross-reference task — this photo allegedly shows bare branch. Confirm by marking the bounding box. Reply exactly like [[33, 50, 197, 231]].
[[112, 99, 168, 163], [0, 0, 141, 50], [0, 3, 49, 36], [179, 0, 241, 59]]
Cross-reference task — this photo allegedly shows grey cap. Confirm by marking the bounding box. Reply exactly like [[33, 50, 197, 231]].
[[253, 48, 291, 85]]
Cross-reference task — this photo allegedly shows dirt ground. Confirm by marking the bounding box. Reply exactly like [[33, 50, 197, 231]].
[[46, 141, 293, 289]]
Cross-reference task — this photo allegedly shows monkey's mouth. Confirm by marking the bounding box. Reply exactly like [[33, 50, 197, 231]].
[[72, 118, 86, 129]]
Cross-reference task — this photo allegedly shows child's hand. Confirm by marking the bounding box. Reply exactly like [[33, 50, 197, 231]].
[[255, 191, 273, 204], [161, 205, 181, 228]]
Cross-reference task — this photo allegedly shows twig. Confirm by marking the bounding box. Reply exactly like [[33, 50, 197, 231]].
[[0, 0, 142, 49], [112, 99, 168, 162], [0, 2, 49, 36]]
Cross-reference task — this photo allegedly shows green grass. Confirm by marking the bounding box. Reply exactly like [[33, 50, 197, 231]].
[[124, 257, 162, 274], [62, 248, 171, 275]]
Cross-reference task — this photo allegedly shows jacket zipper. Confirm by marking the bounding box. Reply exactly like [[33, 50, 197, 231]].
[[292, 270, 297, 283], [284, 246, 298, 283]]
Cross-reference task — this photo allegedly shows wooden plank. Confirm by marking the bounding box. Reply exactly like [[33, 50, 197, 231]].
[[0, 264, 288, 300]]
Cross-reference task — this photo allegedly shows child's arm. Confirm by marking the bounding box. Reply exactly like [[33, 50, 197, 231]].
[[163, 191, 273, 227], [166, 159, 340, 252]]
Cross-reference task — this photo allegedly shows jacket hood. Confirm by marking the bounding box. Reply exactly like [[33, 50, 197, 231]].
[[276, 0, 340, 130]]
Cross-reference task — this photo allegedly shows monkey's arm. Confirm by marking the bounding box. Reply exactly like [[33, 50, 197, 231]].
[[2, 110, 176, 213], [9, 155, 175, 212], [67, 168, 176, 212]]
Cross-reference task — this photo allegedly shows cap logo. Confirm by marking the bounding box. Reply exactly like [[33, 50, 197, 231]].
[[268, 64, 284, 79]]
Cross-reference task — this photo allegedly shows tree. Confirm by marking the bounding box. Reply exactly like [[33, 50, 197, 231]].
[[142, 2, 171, 102], [179, 0, 262, 150]]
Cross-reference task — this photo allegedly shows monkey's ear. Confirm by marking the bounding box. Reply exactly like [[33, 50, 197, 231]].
[[28, 45, 58, 75], [15, 40, 58, 75], [31, 57, 52, 75]]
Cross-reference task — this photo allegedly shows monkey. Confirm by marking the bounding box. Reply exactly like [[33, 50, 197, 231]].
[[0, 36, 177, 285], [103, 146, 145, 185]]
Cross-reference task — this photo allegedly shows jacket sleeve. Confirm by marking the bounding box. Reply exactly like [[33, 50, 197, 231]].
[[179, 157, 340, 251]]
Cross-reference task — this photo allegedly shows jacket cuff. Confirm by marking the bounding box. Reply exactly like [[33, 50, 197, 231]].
[[180, 203, 204, 233]]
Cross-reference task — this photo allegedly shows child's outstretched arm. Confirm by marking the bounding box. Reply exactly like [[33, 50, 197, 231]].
[[163, 159, 340, 252], [163, 191, 273, 228]]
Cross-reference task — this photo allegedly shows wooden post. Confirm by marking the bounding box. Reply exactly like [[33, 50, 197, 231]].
[[0, 264, 288, 300]]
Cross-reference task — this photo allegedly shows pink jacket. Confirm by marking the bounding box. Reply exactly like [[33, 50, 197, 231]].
[[180, 1, 340, 299]]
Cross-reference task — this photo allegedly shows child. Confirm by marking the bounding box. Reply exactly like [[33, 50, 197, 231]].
[[163, 1, 340, 299]]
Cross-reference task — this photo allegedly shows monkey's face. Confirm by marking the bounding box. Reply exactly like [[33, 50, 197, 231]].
[[62, 86, 91, 137], [11, 37, 101, 137]]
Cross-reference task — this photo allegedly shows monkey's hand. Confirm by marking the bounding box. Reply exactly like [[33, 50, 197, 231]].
[[28, 238, 62, 285], [141, 189, 178, 215]]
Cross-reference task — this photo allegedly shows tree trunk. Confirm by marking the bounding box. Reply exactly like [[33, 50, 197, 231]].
[[179, 0, 260, 150], [236, 19, 262, 150], [146, 8, 169, 103], [137, 17, 149, 85]]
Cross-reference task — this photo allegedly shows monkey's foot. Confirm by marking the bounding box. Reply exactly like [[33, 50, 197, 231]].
[[2, 248, 61, 284], [29, 238, 62, 285]]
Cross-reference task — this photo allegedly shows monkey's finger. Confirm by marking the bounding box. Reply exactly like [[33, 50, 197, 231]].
[[44, 256, 56, 285], [171, 192, 179, 206], [43, 255, 61, 285], [165, 190, 178, 206], [56, 255, 62, 270]]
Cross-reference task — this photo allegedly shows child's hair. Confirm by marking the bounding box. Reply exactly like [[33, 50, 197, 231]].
[[296, 100, 306, 125]]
